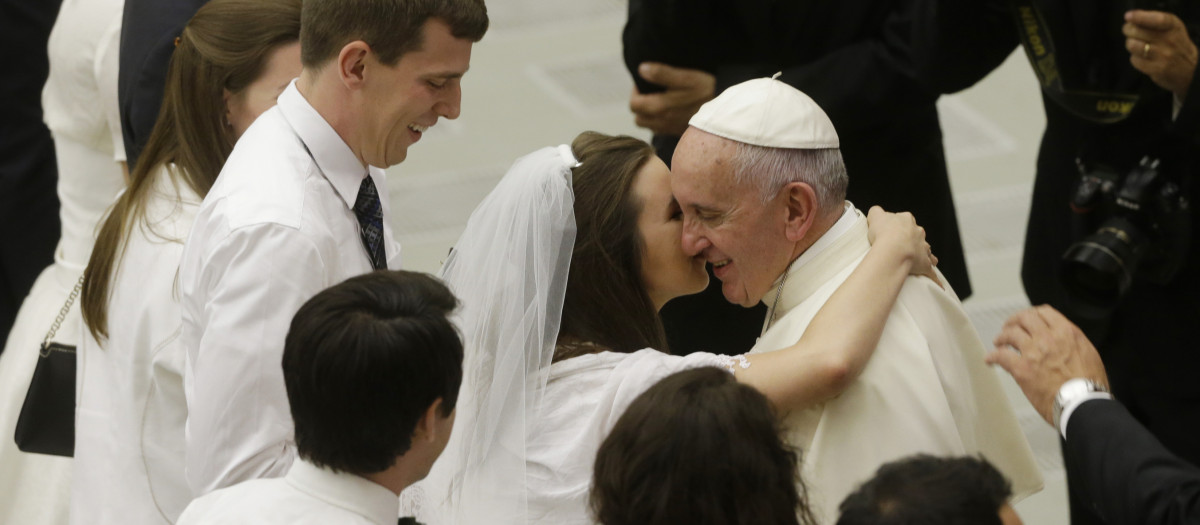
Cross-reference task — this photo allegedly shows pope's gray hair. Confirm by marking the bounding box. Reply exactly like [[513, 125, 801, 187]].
[[730, 141, 848, 210]]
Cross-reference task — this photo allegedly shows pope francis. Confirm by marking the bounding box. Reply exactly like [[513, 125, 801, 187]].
[[670, 75, 1043, 523]]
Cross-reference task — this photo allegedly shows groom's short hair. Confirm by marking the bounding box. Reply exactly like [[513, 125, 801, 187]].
[[282, 270, 463, 475], [300, 0, 489, 70]]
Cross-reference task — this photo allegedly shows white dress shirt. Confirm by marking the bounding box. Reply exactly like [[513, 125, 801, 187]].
[[176, 457, 399, 525], [73, 165, 201, 525], [178, 81, 402, 497]]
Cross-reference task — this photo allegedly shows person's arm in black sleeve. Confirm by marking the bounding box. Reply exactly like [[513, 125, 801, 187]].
[[736, 1, 937, 134], [118, 0, 208, 168], [1161, 12, 1200, 146], [909, 0, 1019, 95], [1063, 399, 1200, 525], [623, 0, 728, 93]]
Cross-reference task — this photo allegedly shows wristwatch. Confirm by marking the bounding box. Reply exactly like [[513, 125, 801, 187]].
[[1053, 378, 1111, 433]]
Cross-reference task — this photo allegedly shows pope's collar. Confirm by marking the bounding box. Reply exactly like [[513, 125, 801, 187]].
[[761, 202, 866, 332], [277, 80, 380, 210]]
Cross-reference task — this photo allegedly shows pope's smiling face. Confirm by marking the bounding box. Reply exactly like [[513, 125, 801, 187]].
[[670, 128, 798, 307]]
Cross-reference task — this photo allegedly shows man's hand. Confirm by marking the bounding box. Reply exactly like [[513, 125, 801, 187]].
[[1124, 10, 1198, 102], [629, 62, 715, 136], [986, 305, 1109, 426]]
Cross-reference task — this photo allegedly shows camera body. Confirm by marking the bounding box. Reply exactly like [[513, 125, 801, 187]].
[[1060, 157, 1191, 312]]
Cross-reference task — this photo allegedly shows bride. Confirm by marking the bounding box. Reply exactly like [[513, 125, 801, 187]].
[[410, 132, 939, 523]]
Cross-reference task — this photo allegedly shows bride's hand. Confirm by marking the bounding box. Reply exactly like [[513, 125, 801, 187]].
[[866, 206, 943, 289]]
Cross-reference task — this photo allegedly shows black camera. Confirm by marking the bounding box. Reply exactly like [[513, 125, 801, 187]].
[[1060, 157, 1191, 313]]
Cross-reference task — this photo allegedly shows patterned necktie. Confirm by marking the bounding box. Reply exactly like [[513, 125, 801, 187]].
[[353, 176, 387, 270]]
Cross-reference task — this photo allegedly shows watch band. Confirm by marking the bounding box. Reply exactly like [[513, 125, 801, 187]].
[[1053, 378, 1112, 438]]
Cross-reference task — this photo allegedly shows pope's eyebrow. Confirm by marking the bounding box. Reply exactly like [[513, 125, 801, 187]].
[[690, 203, 720, 215]]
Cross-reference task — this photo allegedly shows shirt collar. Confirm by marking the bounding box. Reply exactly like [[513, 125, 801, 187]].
[[285, 457, 399, 525], [762, 202, 866, 330], [277, 80, 371, 210], [790, 201, 856, 273]]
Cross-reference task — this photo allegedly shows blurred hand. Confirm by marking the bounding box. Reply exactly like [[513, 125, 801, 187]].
[[865, 206, 942, 289], [629, 62, 715, 136], [987, 305, 1110, 425], [1124, 10, 1198, 101]]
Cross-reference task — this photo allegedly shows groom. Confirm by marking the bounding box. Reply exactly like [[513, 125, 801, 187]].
[[670, 76, 1042, 522]]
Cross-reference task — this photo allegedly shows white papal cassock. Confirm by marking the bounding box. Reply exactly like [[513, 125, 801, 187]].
[[750, 205, 1043, 523]]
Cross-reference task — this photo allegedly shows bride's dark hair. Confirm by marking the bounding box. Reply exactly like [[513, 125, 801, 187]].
[[555, 131, 668, 361]]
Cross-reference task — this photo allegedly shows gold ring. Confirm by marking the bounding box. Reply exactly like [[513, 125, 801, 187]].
[[1144, 42, 1152, 57]]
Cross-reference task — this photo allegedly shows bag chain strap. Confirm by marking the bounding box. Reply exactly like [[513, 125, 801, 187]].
[[41, 275, 85, 355]]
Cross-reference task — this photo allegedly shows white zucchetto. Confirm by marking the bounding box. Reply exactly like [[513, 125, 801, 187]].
[[689, 73, 840, 149]]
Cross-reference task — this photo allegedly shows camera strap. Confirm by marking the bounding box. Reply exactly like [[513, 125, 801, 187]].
[[1009, 0, 1143, 123]]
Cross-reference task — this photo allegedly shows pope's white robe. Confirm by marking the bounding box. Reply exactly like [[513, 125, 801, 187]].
[[750, 207, 1042, 523]]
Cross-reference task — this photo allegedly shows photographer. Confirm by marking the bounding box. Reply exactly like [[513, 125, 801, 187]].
[[913, 2, 1200, 523], [989, 305, 1200, 524]]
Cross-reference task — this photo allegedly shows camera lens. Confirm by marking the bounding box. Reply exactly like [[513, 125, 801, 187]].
[[1059, 216, 1148, 311]]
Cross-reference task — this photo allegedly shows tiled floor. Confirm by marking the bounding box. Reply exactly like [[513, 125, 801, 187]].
[[385, 5, 1067, 523]]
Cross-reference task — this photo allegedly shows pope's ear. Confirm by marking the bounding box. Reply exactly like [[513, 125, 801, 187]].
[[782, 181, 818, 242]]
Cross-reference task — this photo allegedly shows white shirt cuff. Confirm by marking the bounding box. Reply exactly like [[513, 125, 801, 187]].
[[1173, 94, 1184, 121], [1059, 394, 1114, 439]]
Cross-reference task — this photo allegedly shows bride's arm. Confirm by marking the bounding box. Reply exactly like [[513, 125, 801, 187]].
[[737, 206, 937, 413]]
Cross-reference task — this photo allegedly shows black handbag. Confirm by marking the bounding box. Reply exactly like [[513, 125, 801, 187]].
[[13, 277, 82, 457]]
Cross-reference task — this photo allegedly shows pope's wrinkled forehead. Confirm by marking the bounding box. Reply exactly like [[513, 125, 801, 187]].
[[669, 128, 746, 207]]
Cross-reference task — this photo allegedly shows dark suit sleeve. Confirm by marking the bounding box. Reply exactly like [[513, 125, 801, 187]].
[[749, 3, 937, 134], [623, 0, 730, 94], [909, 0, 1019, 95], [1063, 400, 1200, 525]]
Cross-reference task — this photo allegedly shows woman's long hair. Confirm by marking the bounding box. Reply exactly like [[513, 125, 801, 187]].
[[591, 367, 816, 525], [556, 131, 668, 360], [81, 0, 301, 340]]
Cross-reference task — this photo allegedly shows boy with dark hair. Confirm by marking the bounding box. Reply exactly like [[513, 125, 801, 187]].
[[837, 455, 1023, 525], [177, 271, 462, 524]]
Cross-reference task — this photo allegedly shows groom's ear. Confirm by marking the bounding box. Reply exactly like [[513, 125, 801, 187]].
[[781, 181, 818, 242]]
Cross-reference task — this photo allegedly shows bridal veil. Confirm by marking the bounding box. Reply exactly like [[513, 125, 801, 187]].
[[405, 145, 578, 523]]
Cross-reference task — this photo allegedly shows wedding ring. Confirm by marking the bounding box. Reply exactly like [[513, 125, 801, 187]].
[[1144, 42, 1152, 58]]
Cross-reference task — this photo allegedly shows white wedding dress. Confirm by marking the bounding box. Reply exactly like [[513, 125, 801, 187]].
[[0, 0, 126, 523], [404, 146, 747, 524]]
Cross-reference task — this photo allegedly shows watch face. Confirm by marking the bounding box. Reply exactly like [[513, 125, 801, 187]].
[[1054, 378, 1095, 429], [1060, 378, 1094, 399]]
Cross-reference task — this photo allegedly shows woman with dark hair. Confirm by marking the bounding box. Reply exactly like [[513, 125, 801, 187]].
[[73, 1, 302, 523], [592, 366, 817, 525], [410, 132, 939, 523]]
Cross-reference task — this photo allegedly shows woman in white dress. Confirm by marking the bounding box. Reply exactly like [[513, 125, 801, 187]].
[[73, 1, 301, 523], [0, 1, 125, 523], [410, 132, 940, 523]]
